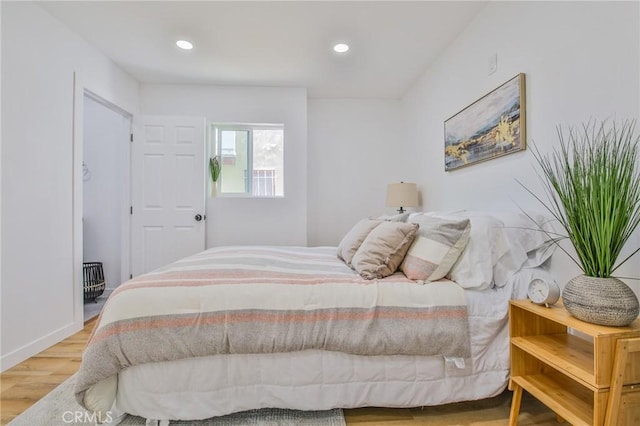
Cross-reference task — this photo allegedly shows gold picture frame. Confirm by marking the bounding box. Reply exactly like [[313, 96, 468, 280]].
[[444, 73, 526, 171]]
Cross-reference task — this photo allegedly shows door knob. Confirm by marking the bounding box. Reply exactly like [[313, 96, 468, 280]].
[[194, 214, 203, 222]]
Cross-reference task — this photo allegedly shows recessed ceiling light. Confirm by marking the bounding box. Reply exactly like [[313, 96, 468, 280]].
[[333, 43, 349, 54], [176, 40, 194, 50]]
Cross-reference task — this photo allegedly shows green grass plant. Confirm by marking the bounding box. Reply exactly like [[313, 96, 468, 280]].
[[522, 120, 640, 278], [210, 156, 221, 183]]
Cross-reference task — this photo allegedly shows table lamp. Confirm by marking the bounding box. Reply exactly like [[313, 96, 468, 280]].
[[386, 182, 419, 214]]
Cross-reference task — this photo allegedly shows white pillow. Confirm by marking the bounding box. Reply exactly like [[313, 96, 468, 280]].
[[376, 212, 410, 222], [408, 210, 464, 223], [445, 213, 506, 290], [491, 212, 557, 287]]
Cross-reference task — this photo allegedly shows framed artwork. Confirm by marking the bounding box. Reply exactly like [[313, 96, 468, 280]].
[[444, 73, 526, 171]]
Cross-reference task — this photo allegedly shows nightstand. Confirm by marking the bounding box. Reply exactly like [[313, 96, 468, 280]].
[[508, 299, 640, 425]]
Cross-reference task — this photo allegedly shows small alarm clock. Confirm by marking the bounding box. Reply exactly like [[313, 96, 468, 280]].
[[527, 278, 560, 307]]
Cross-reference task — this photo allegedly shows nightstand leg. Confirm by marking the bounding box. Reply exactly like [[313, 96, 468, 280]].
[[509, 384, 523, 426], [605, 338, 640, 426]]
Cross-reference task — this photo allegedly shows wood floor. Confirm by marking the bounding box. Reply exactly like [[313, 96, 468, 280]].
[[0, 319, 558, 425], [1, 318, 96, 425]]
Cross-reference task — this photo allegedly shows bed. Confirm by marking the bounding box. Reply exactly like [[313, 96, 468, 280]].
[[74, 211, 556, 424]]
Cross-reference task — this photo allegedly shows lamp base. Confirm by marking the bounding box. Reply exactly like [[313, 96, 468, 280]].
[[397, 207, 405, 214]]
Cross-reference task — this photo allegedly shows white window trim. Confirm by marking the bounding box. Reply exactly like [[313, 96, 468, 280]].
[[210, 123, 284, 198]]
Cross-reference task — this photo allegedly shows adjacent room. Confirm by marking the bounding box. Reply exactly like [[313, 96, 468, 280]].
[[2, 1, 639, 425]]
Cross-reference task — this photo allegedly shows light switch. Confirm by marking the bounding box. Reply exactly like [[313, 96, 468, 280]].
[[488, 53, 497, 75]]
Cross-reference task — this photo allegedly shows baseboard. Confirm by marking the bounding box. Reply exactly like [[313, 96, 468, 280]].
[[0, 321, 82, 372]]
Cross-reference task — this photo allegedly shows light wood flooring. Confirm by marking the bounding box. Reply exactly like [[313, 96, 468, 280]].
[[1, 318, 96, 425], [0, 319, 557, 425]]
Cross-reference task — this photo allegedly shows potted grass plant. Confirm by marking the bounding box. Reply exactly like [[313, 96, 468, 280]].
[[209, 156, 221, 197], [524, 119, 640, 326]]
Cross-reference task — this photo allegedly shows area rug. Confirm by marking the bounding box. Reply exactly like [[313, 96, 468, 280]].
[[9, 374, 346, 426]]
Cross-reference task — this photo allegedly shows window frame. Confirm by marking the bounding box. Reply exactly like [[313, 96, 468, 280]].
[[210, 123, 284, 198]]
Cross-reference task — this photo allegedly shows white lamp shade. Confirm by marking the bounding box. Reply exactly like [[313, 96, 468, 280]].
[[386, 182, 419, 208]]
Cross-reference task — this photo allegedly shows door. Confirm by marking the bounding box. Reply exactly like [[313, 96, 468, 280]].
[[131, 116, 206, 276]]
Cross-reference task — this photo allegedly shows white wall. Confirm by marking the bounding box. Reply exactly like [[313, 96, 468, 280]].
[[307, 99, 412, 246], [139, 84, 307, 247], [0, 1, 4, 368], [401, 1, 640, 290], [1, 2, 139, 370], [83, 96, 130, 289]]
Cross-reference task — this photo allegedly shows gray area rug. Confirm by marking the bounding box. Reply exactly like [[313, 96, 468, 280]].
[[9, 374, 346, 426], [84, 289, 112, 322]]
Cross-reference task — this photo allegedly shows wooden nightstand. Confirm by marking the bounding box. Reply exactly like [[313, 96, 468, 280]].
[[508, 299, 640, 426]]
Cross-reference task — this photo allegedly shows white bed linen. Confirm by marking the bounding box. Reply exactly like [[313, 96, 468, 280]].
[[113, 270, 532, 421]]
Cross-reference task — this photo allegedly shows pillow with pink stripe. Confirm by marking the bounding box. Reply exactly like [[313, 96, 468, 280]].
[[401, 216, 471, 282]]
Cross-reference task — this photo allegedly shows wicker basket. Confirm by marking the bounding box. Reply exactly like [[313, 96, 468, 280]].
[[83, 262, 106, 302]]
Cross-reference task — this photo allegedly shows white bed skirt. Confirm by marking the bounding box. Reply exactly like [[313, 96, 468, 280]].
[[113, 272, 533, 421], [117, 346, 509, 421]]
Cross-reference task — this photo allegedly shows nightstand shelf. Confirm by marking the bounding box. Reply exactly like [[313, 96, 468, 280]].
[[511, 373, 593, 426], [511, 334, 594, 386], [509, 299, 640, 425]]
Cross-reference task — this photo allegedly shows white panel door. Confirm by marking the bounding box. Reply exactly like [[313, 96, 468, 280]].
[[131, 116, 206, 276]]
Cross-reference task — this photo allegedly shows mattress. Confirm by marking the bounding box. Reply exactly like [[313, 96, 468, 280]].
[[112, 268, 531, 421]]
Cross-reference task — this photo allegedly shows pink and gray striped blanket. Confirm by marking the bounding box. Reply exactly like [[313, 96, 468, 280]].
[[75, 246, 471, 411]]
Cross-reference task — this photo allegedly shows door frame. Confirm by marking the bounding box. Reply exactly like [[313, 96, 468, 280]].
[[72, 73, 133, 328]]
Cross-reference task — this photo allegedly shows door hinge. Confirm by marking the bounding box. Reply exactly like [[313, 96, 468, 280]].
[[130, 206, 133, 215], [130, 133, 133, 142]]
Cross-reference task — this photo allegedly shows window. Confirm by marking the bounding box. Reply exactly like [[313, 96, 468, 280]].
[[252, 169, 276, 197], [211, 124, 284, 197]]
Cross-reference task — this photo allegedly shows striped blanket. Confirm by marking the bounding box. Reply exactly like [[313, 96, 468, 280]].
[[75, 246, 471, 412]]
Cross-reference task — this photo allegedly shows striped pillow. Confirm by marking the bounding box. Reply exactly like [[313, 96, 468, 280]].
[[400, 216, 471, 282]]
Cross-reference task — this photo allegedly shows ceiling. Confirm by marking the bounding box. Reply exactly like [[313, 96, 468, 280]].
[[38, 1, 486, 99]]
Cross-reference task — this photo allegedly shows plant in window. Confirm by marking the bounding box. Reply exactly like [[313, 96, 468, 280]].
[[522, 119, 640, 326], [209, 156, 221, 197], [210, 156, 221, 182]]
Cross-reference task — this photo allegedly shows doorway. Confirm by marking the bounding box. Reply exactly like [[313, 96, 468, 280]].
[[82, 92, 132, 321]]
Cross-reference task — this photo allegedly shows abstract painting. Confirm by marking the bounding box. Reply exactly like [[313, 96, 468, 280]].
[[444, 73, 526, 171]]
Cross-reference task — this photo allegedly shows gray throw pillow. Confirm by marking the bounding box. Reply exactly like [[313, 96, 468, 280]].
[[351, 222, 419, 279], [337, 219, 383, 266]]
